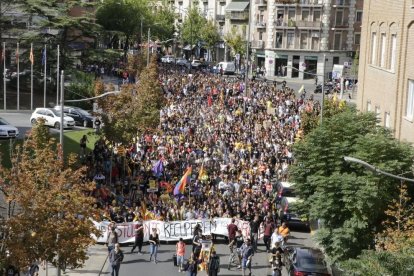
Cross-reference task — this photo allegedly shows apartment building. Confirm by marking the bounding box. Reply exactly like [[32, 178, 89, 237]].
[[357, 0, 414, 143], [250, 0, 363, 79]]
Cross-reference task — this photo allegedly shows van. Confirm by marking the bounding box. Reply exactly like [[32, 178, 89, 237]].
[[216, 62, 236, 75]]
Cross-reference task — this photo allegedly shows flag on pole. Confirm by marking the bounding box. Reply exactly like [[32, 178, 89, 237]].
[[29, 45, 34, 65], [198, 164, 207, 180], [173, 167, 192, 196], [152, 159, 164, 178], [15, 46, 19, 63], [41, 47, 46, 65], [298, 85, 305, 94]]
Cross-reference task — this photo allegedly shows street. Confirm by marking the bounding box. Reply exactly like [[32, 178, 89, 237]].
[[109, 230, 315, 276]]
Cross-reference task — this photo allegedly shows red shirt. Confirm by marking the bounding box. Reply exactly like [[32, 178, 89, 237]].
[[227, 223, 238, 240]]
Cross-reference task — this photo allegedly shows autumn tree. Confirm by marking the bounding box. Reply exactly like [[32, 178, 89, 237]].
[[224, 26, 246, 57], [127, 51, 146, 81], [201, 21, 221, 61], [0, 121, 100, 272]]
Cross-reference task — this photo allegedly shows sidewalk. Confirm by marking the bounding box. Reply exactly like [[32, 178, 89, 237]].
[[38, 245, 109, 276]]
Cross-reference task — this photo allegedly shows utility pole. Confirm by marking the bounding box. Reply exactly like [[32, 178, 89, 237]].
[[3, 42, 6, 110], [56, 45, 60, 105], [60, 70, 64, 150], [16, 42, 19, 110], [147, 27, 150, 66], [321, 54, 326, 125], [245, 0, 252, 97]]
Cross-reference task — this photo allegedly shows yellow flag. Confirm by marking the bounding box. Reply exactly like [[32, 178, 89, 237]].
[[298, 85, 305, 94]]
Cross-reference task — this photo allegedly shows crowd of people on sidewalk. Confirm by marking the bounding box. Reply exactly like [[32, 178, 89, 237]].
[[84, 62, 319, 276]]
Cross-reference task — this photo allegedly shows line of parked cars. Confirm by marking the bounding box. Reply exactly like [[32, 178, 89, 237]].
[[30, 106, 95, 130], [161, 56, 238, 75]]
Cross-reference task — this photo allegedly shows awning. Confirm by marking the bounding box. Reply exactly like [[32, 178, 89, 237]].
[[226, 1, 249, 12]]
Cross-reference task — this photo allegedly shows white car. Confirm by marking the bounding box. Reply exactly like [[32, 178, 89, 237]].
[[30, 108, 75, 129], [0, 117, 19, 138], [161, 55, 175, 63], [191, 60, 202, 68]]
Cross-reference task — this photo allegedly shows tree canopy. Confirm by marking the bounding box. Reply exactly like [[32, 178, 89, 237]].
[[290, 107, 414, 262], [224, 26, 246, 57], [180, 7, 206, 45], [0, 121, 99, 271]]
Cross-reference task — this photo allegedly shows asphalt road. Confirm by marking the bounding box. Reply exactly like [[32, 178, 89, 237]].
[[109, 230, 315, 276], [0, 111, 91, 139]]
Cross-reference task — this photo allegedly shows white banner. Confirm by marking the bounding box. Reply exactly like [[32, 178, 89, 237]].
[[93, 218, 251, 244]]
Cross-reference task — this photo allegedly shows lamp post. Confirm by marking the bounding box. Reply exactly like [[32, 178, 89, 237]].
[[343, 156, 414, 183], [245, 0, 252, 97], [147, 23, 162, 66]]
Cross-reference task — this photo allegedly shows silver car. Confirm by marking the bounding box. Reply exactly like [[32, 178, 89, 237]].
[[0, 117, 19, 138]]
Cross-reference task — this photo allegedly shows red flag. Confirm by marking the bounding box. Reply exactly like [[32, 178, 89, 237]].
[[207, 94, 212, 107]]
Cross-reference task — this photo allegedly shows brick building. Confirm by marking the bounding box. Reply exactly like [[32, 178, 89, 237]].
[[357, 0, 414, 143]]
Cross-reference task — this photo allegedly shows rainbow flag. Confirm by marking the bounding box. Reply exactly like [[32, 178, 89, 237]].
[[173, 167, 192, 196]]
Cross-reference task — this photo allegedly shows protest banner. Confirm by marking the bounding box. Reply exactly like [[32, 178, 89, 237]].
[[93, 218, 251, 244]]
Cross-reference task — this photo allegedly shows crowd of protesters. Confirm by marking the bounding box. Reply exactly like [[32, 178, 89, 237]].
[[82, 62, 319, 275]]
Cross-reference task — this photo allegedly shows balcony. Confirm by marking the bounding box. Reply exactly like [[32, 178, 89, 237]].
[[255, 21, 267, 29], [296, 20, 321, 29], [255, 0, 267, 8], [332, 0, 350, 7], [252, 40, 265, 49], [216, 14, 225, 22], [226, 11, 249, 21], [332, 20, 350, 29], [218, 0, 226, 2], [275, 0, 323, 6], [274, 19, 296, 29]]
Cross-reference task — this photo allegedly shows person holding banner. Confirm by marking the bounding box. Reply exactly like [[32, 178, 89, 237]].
[[149, 228, 160, 263], [130, 222, 144, 254]]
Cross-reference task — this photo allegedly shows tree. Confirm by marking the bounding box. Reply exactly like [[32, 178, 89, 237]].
[[150, 6, 175, 42], [290, 109, 414, 262], [127, 51, 146, 81], [224, 26, 246, 57], [180, 7, 206, 45], [376, 182, 414, 252], [341, 249, 414, 275], [201, 21, 221, 61], [0, 121, 99, 272], [66, 70, 95, 111]]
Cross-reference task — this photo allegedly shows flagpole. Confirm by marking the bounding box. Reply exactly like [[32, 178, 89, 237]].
[[43, 44, 47, 107], [30, 43, 33, 110], [16, 42, 19, 111], [56, 45, 60, 105], [3, 42, 6, 110]]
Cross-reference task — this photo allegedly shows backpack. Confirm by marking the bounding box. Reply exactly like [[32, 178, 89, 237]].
[[210, 256, 220, 270]]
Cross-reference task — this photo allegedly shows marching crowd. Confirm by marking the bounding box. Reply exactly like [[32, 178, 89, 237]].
[[85, 63, 318, 276]]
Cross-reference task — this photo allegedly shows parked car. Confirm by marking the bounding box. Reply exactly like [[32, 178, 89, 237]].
[[314, 83, 334, 94], [161, 55, 175, 63], [0, 117, 19, 138], [284, 247, 331, 276], [30, 108, 75, 129], [214, 62, 236, 75], [176, 58, 190, 68], [278, 182, 310, 231], [55, 106, 95, 127], [191, 59, 202, 68]]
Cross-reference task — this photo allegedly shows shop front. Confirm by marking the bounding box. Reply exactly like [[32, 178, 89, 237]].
[[304, 56, 318, 79], [275, 54, 288, 77]]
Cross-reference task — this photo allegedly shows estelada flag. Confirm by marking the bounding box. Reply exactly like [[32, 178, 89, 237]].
[[29, 45, 34, 65]]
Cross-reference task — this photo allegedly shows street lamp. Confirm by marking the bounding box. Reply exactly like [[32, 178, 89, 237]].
[[343, 156, 414, 183], [147, 23, 162, 66]]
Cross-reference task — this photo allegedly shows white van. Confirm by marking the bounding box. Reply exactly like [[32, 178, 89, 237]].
[[216, 62, 236, 75]]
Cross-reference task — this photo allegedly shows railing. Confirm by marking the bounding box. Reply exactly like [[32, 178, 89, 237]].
[[255, 21, 267, 28], [296, 20, 321, 28], [274, 20, 288, 27], [334, 20, 350, 27], [252, 40, 265, 48], [333, 0, 350, 6], [275, 0, 323, 5], [226, 12, 249, 20], [216, 14, 225, 21]]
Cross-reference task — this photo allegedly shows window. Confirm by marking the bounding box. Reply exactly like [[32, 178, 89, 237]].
[[375, 106, 381, 124], [313, 10, 321, 21], [406, 80, 414, 120], [371, 32, 377, 64], [300, 32, 308, 49], [333, 56, 340, 65], [335, 10, 343, 26], [379, 33, 387, 67], [334, 32, 342, 50], [390, 34, 397, 71], [259, 32, 263, 41], [354, 33, 361, 45], [384, 112, 391, 128], [275, 32, 283, 48], [287, 32, 295, 49], [302, 10, 310, 21], [311, 32, 320, 50], [367, 101, 372, 112], [356, 11, 363, 22], [288, 9, 296, 20]]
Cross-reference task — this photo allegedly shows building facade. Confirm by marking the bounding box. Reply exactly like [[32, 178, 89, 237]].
[[250, 0, 363, 79], [357, 0, 414, 143]]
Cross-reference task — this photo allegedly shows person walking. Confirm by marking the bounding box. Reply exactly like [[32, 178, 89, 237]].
[[249, 216, 259, 252], [208, 250, 220, 276], [130, 221, 144, 254], [109, 243, 124, 276], [106, 226, 118, 252], [176, 238, 186, 272], [149, 228, 160, 263], [185, 253, 201, 276], [79, 134, 88, 158], [240, 239, 253, 276]]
